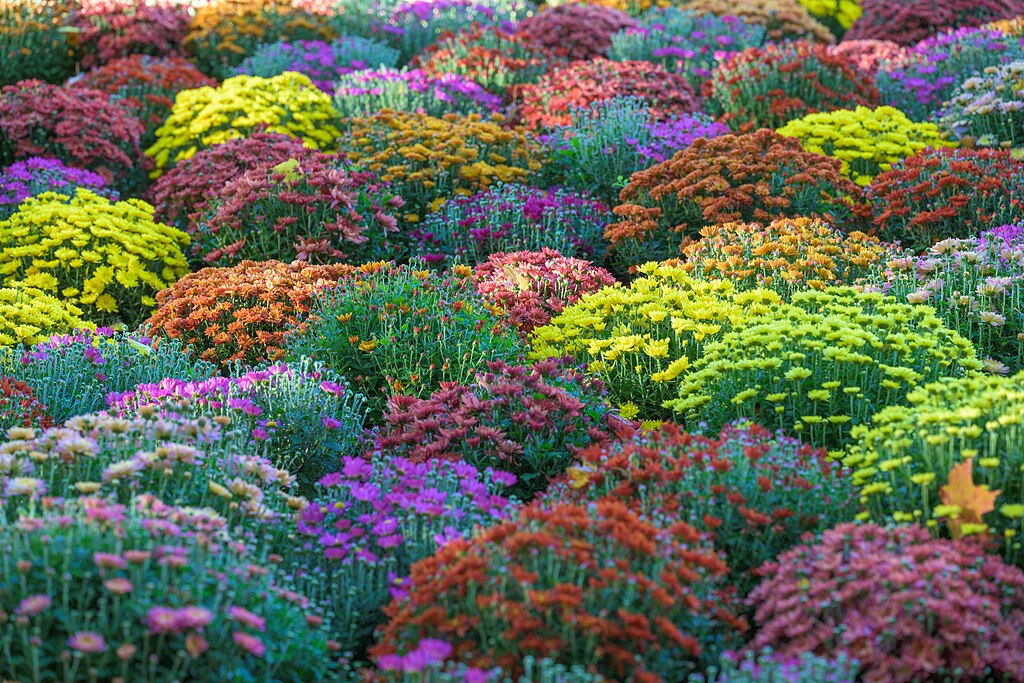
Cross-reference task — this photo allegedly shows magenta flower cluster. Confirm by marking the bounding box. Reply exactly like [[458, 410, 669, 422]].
[[0, 157, 115, 218]]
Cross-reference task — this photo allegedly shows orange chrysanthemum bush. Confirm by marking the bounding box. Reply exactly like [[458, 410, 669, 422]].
[[677, 217, 898, 297], [682, 0, 834, 43], [373, 497, 745, 680], [512, 58, 700, 129], [145, 260, 352, 366], [605, 129, 868, 269], [706, 41, 879, 132]]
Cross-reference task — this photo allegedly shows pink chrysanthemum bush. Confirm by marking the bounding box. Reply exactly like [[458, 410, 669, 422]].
[[472, 249, 617, 334], [0, 495, 340, 681], [845, 0, 1024, 45], [747, 523, 1024, 683], [514, 4, 638, 61], [67, 0, 191, 68]]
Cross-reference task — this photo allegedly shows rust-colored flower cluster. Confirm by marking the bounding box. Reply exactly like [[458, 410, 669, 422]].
[[0, 376, 54, 432], [145, 259, 353, 366]]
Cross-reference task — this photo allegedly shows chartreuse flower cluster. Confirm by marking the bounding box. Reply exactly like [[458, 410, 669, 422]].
[[530, 263, 782, 420], [799, 0, 862, 33], [847, 371, 1024, 567], [0, 285, 90, 346], [0, 190, 189, 326], [337, 111, 544, 224], [777, 106, 954, 186], [145, 72, 340, 177], [667, 288, 982, 454]]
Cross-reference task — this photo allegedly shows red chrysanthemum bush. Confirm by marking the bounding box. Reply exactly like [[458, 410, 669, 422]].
[[73, 55, 216, 146], [0, 376, 54, 432], [707, 41, 879, 132], [845, 0, 1024, 45], [605, 129, 869, 268], [67, 0, 191, 69], [148, 131, 321, 230], [145, 260, 353, 366], [472, 249, 617, 334], [826, 39, 908, 76], [869, 147, 1024, 252], [372, 359, 619, 498], [0, 80, 144, 189], [513, 58, 700, 129], [515, 4, 639, 61], [372, 497, 744, 679], [747, 523, 1024, 683]]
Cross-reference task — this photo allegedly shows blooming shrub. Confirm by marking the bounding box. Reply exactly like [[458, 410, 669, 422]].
[[285, 262, 523, 421], [875, 27, 1024, 122], [869, 147, 1024, 251], [0, 0, 77, 86], [515, 4, 638, 61], [747, 523, 1024, 682], [184, 0, 338, 78], [848, 372, 1024, 566], [530, 264, 782, 419], [689, 650, 859, 683], [0, 285, 90, 347], [381, 0, 531, 63], [0, 157, 114, 220], [941, 60, 1024, 149], [194, 157, 404, 266], [146, 260, 351, 367], [846, 0, 1024, 45], [149, 131, 321, 230], [289, 456, 517, 655], [2, 327, 215, 423], [73, 55, 217, 147], [337, 111, 544, 224], [376, 654, 600, 682], [68, 0, 190, 68], [667, 287, 981, 453], [414, 184, 611, 265], [777, 105, 953, 186], [0, 496, 339, 680], [472, 249, 618, 334], [826, 39, 906, 76], [332, 67, 502, 118], [374, 359, 613, 498], [0, 376, 53, 432], [875, 227, 1024, 371], [372, 498, 742, 679], [0, 189, 189, 326], [414, 26, 563, 98], [549, 422, 856, 596], [682, 0, 834, 43], [145, 73, 340, 178], [108, 359, 367, 487], [0, 80, 144, 190], [606, 129, 868, 268], [707, 41, 879, 132], [798, 0, 862, 35], [608, 9, 767, 92], [235, 37, 399, 92], [513, 58, 700, 129], [680, 217, 897, 297]]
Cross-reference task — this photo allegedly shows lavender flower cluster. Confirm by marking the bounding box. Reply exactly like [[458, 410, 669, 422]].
[[0, 157, 115, 219]]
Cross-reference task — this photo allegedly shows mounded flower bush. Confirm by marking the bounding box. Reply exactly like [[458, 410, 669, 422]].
[[682, 0, 834, 43], [0, 189, 189, 326], [606, 129, 868, 268], [747, 523, 1024, 682], [234, 37, 400, 92], [846, 0, 1024, 45], [514, 3, 638, 61], [798, 0, 863, 35], [0, 157, 115, 220], [826, 38, 905, 75], [940, 60, 1024, 150], [0, 1, 78, 87], [0, 285, 90, 346], [667, 287, 982, 453], [332, 67, 502, 119], [67, 0, 190, 68]]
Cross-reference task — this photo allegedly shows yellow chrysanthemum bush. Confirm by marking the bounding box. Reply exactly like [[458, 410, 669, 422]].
[[337, 110, 546, 225], [145, 72, 340, 178], [798, 0, 862, 35], [529, 263, 781, 420], [0, 190, 189, 326], [846, 372, 1024, 568], [0, 285, 90, 346], [677, 217, 901, 297], [776, 105, 954, 186], [666, 288, 982, 455]]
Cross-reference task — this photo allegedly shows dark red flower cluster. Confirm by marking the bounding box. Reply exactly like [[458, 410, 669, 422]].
[[749, 523, 1024, 683], [0, 79, 144, 188], [148, 131, 321, 230], [68, 0, 191, 68], [513, 58, 700, 129], [373, 497, 743, 680], [846, 0, 1024, 45], [373, 359, 616, 498], [515, 4, 638, 61], [870, 147, 1024, 251], [0, 376, 54, 432]]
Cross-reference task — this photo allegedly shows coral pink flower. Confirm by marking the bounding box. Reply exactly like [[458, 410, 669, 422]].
[[233, 630, 266, 657], [14, 594, 51, 617], [68, 631, 108, 654]]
